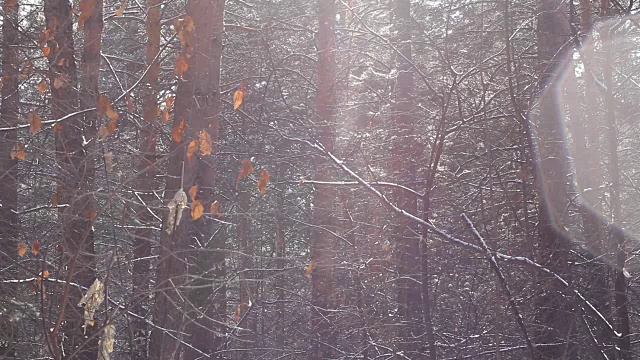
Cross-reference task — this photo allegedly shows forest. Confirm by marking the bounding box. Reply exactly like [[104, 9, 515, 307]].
[[0, 0, 639, 358]]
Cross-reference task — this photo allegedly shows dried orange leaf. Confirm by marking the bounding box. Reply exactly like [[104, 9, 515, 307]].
[[175, 55, 188, 78], [106, 119, 117, 134], [172, 119, 186, 142], [233, 89, 244, 110], [257, 169, 270, 194], [53, 76, 65, 89], [305, 261, 316, 278], [186, 140, 197, 160], [237, 159, 254, 181], [191, 200, 204, 221], [98, 124, 109, 139], [106, 106, 119, 121], [17, 241, 27, 257], [42, 269, 50, 278], [10, 143, 25, 160], [38, 79, 48, 94], [162, 109, 169, 122], [198, 130, 212, 156], [188, 185, 198, 202], [31, 240, 41, 256], [165, 96, 174, 111], [28, 113, 42, 134], [42, 46, 51, 57]]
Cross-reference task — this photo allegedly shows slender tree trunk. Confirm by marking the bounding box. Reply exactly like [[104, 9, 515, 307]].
[[131, 1, 162, 358], [391, 0, 423, 356], [275, 192, 286, 352], [534, 0, 576, 358], [0, 0, 21, 356], [44, 0, 98, 358], [237, 180, 257, 350], [310, 0, 338, 358], [600, 20, 631, 360]]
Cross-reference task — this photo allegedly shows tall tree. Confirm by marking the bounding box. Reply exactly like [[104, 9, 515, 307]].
[[0, 0, 20, 356], [310, 0, 338, 358], [150, 0, 226, 358], [534, 0, 576, 357], [44, 0, 99, 358], [131, 0, 162, 358], [600, 9, 631, 357], [390, 0, 423, 356]]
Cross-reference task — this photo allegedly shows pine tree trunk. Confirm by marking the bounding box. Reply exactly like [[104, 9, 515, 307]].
[[0, 0, 21, 356], [150, 0, 225, 358], [131, 0, 162, 358], [534, 0, 576, 357], [310, 0, 338, 358]]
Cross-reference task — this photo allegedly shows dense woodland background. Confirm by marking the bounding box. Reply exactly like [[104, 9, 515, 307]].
[[0, 0, 639, 359]]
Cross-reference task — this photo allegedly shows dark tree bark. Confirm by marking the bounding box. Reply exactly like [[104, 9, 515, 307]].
[[310, 0, 338, 358], [44, 0, 99, 358], [534, 0, 577, 358], [150, 0, 225, 358], [131, 0, 162, 358], [0, 0, 20, 356], [390, 0, 423, 357]]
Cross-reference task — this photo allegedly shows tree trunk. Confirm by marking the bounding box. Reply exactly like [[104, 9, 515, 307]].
[[391, 0, 423, 356], [600, 19, 631, 360], [0, 0, 21, 356], [44, 0, 98, 358], [237, 180, 257, 350], [131, 0, 162, 358], [534, 0, 576, 357], [310, 0, 338, 358], [149, 0, 225, 358]]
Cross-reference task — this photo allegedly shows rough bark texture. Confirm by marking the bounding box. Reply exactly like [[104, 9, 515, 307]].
[[310, 0, 338, 358], [535, 0, 576, 358], [0, 0, 20, 356], [150, 0, 225, 358], [131, 0, 162, 358], [44, 0, 98, 358], [391, 0, 423, 356]]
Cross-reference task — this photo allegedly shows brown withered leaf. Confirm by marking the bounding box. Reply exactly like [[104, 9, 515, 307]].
[[28, 113, 42, 134], [38, 79, 48, 94], [174, 55, 188, 78], [257, 169, 270, 194], [233, 89, 244, 110], [191, 200, 204, 221], [17, 241, 27, 257], [172, 119, 186, 142], [188, 185, 198, 202], [198, 130, 212, 156], [186, 140, 197, 160], [31, 240, 41, 256], [237, 159, 254, 181], [10, 143, 25, 160]]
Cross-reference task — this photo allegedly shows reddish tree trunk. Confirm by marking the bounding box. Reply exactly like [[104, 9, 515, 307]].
[[310, 0, 338, 358], [131, 0, 162, 358], [44, 0, 99, 358]]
